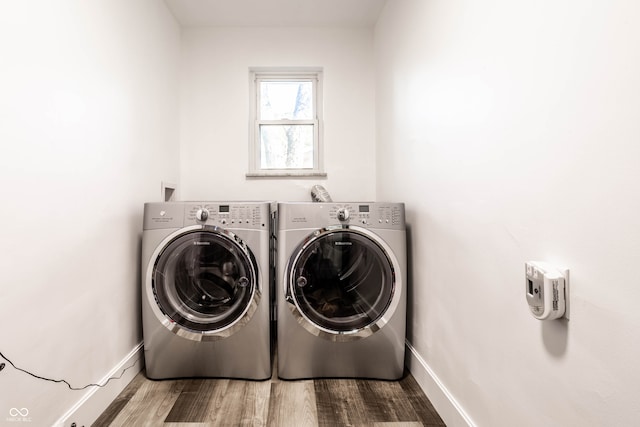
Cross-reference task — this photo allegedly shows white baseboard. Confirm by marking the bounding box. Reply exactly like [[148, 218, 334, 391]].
[[53, 343, 144, 427], [405, 341, 476, 427]]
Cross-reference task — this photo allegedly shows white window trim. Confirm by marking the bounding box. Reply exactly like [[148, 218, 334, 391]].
[[247, 67, 326, 178]]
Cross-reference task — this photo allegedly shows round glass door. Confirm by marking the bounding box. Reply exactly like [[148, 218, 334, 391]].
[[289, 228, 395, 335], [153, 228, 258, 336]]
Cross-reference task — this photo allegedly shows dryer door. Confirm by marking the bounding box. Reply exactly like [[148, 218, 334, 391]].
[[286, 226, 401, 341], [150, 225, 259, 341]]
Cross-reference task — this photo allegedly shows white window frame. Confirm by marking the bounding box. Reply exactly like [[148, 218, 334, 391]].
[[247, 67, 326, 177]]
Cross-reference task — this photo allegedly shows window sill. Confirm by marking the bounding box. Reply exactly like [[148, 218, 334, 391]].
[[246, 171, 327, 179]]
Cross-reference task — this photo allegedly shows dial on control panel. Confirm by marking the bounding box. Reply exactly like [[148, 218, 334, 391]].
[[196, 208, 209, 222], [337, 208, 350, 222]]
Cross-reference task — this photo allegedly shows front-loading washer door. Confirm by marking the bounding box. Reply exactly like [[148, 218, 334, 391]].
[[286, 226, 401, 341], [151, 225, 259, 341]]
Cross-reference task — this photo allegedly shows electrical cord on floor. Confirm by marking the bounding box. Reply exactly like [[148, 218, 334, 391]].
[[0, 350, 139, 391]]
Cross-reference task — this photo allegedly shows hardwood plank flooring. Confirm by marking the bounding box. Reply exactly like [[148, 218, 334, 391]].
[[93, 368, 445, 427], [267, 380, 318, 426]]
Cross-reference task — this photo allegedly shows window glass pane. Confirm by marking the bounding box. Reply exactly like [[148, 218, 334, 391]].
[[260, 124, 314, 169], [260, 81, 313, 120]]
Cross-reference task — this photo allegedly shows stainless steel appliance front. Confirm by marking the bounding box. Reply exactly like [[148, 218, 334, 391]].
[[142, 202, 272, 380]]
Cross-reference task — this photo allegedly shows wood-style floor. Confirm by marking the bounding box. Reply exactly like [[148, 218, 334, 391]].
[[93, 364, 445, 427]]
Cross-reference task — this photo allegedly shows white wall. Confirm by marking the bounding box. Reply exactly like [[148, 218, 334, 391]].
[[0, 1, 180, 425], [179, 27, 376, 202], [375, 1, 640, 426]]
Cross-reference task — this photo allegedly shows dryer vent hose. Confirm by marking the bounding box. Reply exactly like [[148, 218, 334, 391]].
[[310, 185, 332, 202]]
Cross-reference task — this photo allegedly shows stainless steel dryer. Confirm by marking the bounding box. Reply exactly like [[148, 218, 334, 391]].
[[276, 202, 406, 379], [142, 202, 271, 380]]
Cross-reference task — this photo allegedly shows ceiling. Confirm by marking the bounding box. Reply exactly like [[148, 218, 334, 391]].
[[163, 0, 387, 28]]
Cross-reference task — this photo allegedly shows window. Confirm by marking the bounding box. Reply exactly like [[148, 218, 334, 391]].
[[248, 68, 325, 177]]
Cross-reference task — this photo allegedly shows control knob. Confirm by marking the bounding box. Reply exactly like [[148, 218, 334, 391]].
[[337, 208, 350, 222], [196, 208, 209, 222]]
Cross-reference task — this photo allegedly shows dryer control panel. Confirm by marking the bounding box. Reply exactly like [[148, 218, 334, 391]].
[[328, 204, 404, 227], [279, 202, 405, 230]]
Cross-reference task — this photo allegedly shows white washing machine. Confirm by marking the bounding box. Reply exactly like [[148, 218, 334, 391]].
[[276, 202, 406, 379], [142, 201, 271, 380]]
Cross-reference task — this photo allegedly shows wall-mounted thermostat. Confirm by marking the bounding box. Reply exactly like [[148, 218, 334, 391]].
[[525, 261, 568, 320]]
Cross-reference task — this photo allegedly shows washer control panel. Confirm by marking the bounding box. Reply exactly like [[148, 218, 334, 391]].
[[143, 202, 269, 230], [186, 203, 266, 228]]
